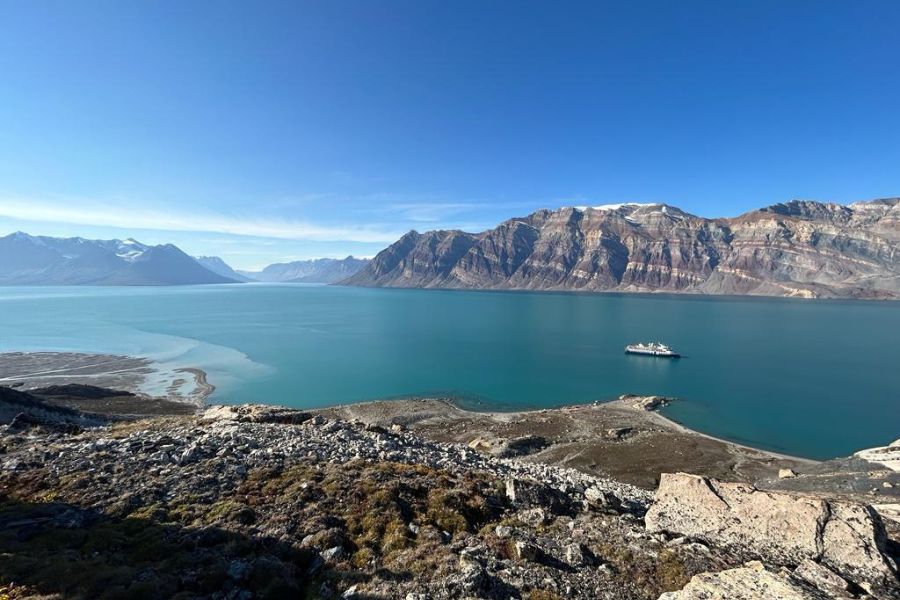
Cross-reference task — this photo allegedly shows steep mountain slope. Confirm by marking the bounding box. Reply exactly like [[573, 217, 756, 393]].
[[343, 199, 900, 299], [195, 256, 253, 282], [240, 256, 369, 283], [0, 232, 239, 285]]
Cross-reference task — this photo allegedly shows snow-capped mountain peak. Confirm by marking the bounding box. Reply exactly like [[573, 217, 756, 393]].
[[0, 232, 240, 285]]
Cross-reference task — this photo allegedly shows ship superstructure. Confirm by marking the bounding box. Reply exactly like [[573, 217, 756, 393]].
[[625, 342, 680, 358]]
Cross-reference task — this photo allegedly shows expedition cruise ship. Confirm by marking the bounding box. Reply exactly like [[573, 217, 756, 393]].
[[625, 342, 680, 358]]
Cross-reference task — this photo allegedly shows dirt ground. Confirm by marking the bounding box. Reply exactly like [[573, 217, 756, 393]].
[[317, 397, 815, 490]]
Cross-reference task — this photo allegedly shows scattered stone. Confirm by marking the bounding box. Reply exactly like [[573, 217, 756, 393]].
[[779, 468, 798, 479], [227, 559, 250, 581], [4, 400, 894, 600], [513, 540, 540, 562], [564, 543, 588, 567], [494, 525, 513, 538], [505, 477, 578, 515], [518, 507, 548, 527], [605, 427, 633, 439], [467, 437, 493, 453], [584, 485, 611, 508], [322, 546, 346, 562]]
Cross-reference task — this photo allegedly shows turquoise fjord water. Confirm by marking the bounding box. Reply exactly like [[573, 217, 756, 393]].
[[0, 284, 897, 460]]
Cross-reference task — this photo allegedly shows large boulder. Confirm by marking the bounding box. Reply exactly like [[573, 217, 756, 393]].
[[659, 562, 829, 600], [200, 404, 311, 425], [646, 473, 898, 596], [821, 502, 897, 592], [855, 439, 900, 472], [793, 559, 853, 598], [504, 477, 577, 516]]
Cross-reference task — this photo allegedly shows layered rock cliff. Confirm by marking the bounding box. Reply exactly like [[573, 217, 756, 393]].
[[343, 199, 900, 299]]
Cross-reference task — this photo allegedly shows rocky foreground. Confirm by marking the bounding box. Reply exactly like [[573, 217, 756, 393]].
[[1, 397, 897, 600]]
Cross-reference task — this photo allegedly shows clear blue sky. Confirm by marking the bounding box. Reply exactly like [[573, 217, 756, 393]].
[[0, 0, 898, 268]]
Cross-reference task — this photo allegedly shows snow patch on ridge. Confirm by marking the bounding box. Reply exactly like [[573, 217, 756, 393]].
[[115, 238, 149, 262], [572, 202, 658, 211]]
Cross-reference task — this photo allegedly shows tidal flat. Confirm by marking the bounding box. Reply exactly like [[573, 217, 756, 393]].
[[0, 351, 213, 412]]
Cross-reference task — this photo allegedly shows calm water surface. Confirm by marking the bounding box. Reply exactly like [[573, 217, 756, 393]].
[[0, 284, 897, 459]]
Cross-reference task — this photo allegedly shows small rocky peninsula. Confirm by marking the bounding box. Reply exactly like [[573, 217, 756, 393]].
[[0, 386, 897, 599]]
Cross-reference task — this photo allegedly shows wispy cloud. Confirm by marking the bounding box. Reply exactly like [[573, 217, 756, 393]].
[[384, 202, 480, 223], [0, 197, 404, 243]]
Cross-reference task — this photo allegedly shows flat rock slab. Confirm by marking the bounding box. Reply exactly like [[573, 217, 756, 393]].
[[646, 473, 898, 596], [659, 562, 829, 600], [856, 439, 900, 473]]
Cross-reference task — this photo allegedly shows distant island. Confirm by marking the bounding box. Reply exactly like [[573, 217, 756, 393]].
[[345, 198, 900, 300]]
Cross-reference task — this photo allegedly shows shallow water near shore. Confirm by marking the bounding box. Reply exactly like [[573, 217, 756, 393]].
[[0, 283, 898, 459]]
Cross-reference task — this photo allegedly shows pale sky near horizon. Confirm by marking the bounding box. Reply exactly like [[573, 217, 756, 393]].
[[1, 1, 898, 269]]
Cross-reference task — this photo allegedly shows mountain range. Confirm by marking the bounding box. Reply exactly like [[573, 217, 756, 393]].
[[4, 198, 898, 297], [0, 232, 370, 286], [195, 256, 254, 282], [344, 199, 900, 299], [0, 232, 238, 286], [238, 257, 370, 283]]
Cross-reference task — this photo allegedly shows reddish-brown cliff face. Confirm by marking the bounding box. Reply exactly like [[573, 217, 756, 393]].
[[343, 199, 900, 299]]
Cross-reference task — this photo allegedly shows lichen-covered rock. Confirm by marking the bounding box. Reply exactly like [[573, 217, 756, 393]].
[[645, 473, 898, 596], [793, 559, 851, 598], [821, 503, 898, 595], [646, 473, 824, 563], [658, 562, 829, 600], [199, 404, 311, 424]]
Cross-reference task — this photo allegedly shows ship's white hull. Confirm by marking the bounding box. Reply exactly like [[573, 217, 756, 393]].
[[625, 347, 680, 358]]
